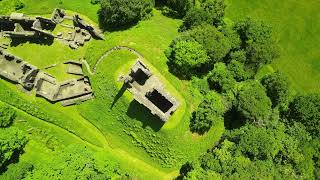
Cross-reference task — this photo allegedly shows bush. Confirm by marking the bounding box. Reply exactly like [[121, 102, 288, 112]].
[[207, 62, 236, 93], [91, 0, 100, 4], [201, 0, 225, 26], [166, 40, 210, 79], [236, 81, 272, 126], [0, 127, 27, 170], [181, 7, 212, 31], [2, 162, 33, 180], [287, 94, 320, 138], [190, 92, 226, 134], [0, 103, 16, 127], [227, 60, 250, 82], [234, 18, 280, 71], [14, 0, 24, 10], [181, 0, 226, 30], [261, 71, 291, 109], [99, 0, 153, 29], [165, 0, 193, 17], [184, 24, 232, 63]]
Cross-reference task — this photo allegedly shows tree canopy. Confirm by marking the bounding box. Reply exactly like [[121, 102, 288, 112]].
[[207, 62, 236, 93], [261, 71, 291, 109], [99, 0, 153, 29], [26, 144, 122, 179], [0, 127, 27, 171], [236, 81, 272, 125], [166, 40, 209, 79], [234, 18, 280, 71], [164, 0, 194, 17], [181, 0, 226, 30], [287, 94, 320, 138], [182, 24, 232, 63], [0, 103, 16, 127], [190, 92, 226, 134]]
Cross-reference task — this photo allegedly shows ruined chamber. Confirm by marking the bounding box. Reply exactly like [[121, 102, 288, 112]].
[[121, 60, 179, 122]]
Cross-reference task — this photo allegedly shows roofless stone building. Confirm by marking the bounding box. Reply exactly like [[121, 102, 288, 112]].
[[121, 60, 179, 122], [0, 9, 104, 49], [0, 49, 94, 106]]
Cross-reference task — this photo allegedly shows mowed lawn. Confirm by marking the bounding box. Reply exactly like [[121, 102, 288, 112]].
[[226, 0, 320, 93]]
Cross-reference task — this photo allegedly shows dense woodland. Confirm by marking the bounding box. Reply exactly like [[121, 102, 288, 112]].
[[0, 0, 319, 179]]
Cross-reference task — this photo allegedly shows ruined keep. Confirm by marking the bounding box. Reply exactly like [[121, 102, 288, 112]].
[[0, 9, 104, 49], [0, 49, 94, 106], [121, 60, 179, 122]]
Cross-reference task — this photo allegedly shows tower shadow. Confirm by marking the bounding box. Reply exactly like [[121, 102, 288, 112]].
[[126, 100, 165, 132], [110, 83, 128, 109]]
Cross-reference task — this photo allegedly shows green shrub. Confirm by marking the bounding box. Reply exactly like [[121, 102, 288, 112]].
[[236, 81, 272, 126], [184, 24, 232, 63], [287, 94, 320, 138], [91, 0, 101, 4], [99, 0, 153, 29], [166, 40, 210, 79], [0, 103, 16, 127], [207, 62, 236, 93], [0, 127, 27, 169], [227, 60, 250, 82], [261, 71, 291, 109], [234, 18, 280, 72], [190, 92, 225, 134]]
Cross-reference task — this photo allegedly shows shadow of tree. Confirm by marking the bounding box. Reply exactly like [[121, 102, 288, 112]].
[[224, 107, 245, 130], [126, 100, 164, 132]]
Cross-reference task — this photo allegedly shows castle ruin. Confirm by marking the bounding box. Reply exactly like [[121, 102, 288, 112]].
[[121, 60, 179, 122], [0, 48, 94, 106], [0, 9, 104, 49]]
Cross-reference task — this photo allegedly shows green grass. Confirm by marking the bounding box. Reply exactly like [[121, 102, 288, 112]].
[[225, 0, 320, 93], [1, 5, 225, 179], [2, 0, 318, 178]]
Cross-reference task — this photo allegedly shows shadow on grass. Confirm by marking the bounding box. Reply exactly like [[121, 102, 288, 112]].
[[111, 83, 128, 109], [126, 100, 164, 132], [10, 35, 54, 47], [0, 149, 25, 175]]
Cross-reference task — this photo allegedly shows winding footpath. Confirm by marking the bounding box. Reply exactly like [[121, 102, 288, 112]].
[[82, 46, 145, 75]]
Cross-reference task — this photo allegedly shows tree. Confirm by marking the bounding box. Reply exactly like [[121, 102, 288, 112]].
[[261, 72, 291, 109], [166, 40, 209, 79], [0, 103, 16, 127], [227, 60, 250, 82], [181, 7, 212, 31], [2, 162, 33, 180], [236, 81, 272, 125], [207, 62, 236, 93], [190, 92, 226, 134], [234, 18, 279, 71], [99, 0, 153, 29], [0, 127, 27, 170], [184, 24, 232, 63], [201, 0, 225, 26], [27, 144, 122, 179], [287, 94, 320, 138], [165, 0, 193, 17], [182, 122, 312, 179], [181, 0, 226, 30]]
